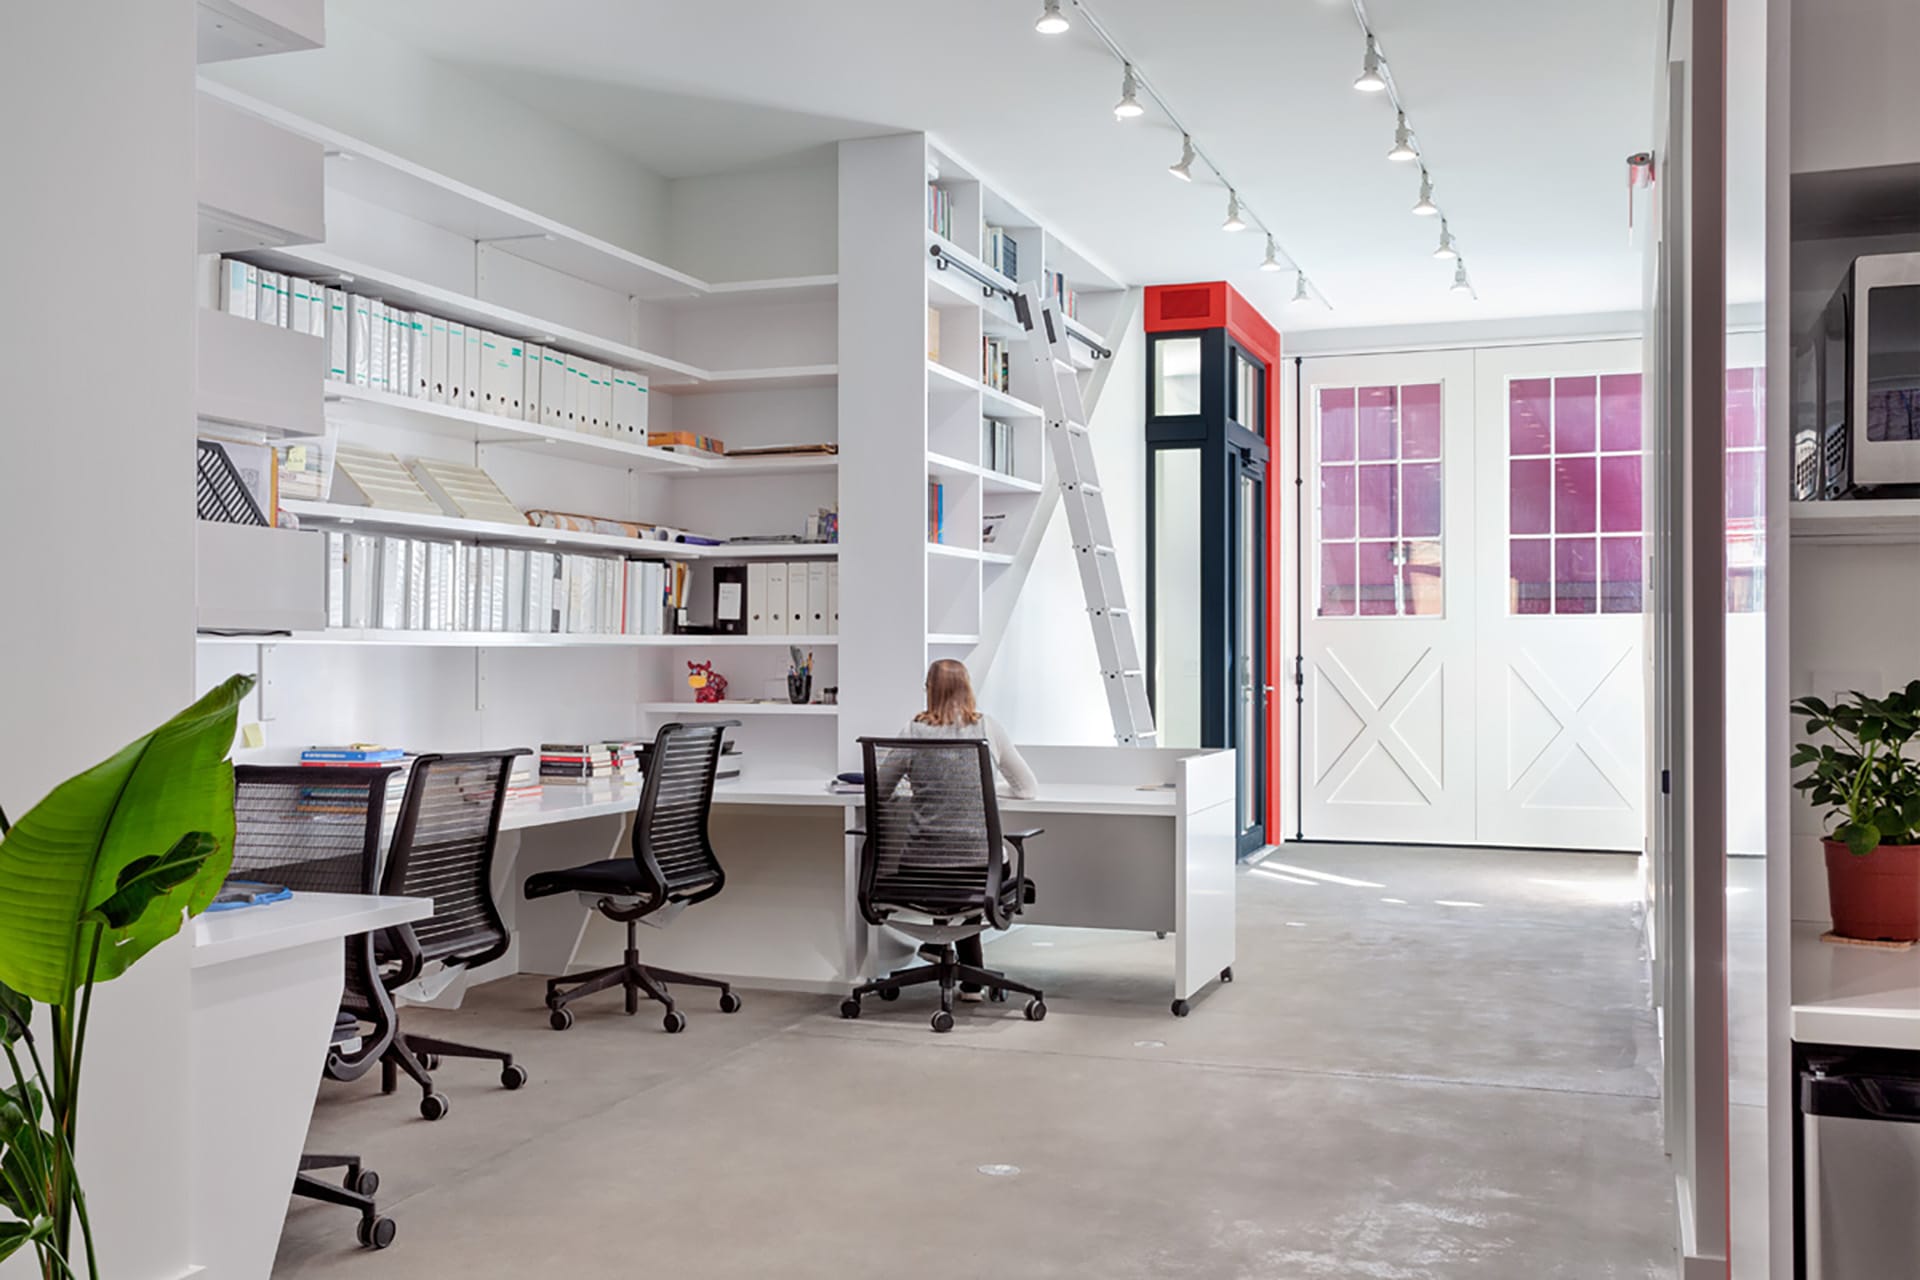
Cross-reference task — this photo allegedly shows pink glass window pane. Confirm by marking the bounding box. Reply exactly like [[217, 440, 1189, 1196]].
[[1401, 384, 1442, 460], [1402, 541, 1442, 616], [1357, 542, 1398, 617], [1510, 459, 1551, 536], [1510, 378, 1552, 455], [1600, 455, 1643, 533], [1357, 465, 1398, 538], [1510, 538, 1551, 615], [1319, 542, 1356, 617], [1401, 462, 1442, 538], [1601, 536, 1643, 614], [1554, 376, 1598, 453], [1320, 388, 1356, 463], [1726, 449, 1763, 521], [1726, 367, 1761, 448], [1555, 456, 1597, 534], [1601, 373, 1643, 451], [1321, 465, 1356, 540], [1555, 538, 1597, 615], [1357, 386, 1398, 461]]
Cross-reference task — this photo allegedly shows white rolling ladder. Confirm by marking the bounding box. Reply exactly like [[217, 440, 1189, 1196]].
[[1018, 285, 1156, 746]]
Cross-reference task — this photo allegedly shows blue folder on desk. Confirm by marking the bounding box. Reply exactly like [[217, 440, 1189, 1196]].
[[206, 880, 294, 912]]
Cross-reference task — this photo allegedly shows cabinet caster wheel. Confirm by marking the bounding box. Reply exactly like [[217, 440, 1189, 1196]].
[[719, 990, 742, 1014], [357, 1216, 397, 1250], [1170, 999, 1191, 1018], [1156, 931, 1168, 940], [1220, 966, 1234, 983], [418, 1053, 440, 1071], [877, 987, 900, 1002], [500, 1064, 527, 1090], [419, 1092, 450, 1121], [839, 998, 862, 1019], [931, 1010, 955, 1033], [662, 1009, 687, 1034], [548, 1007, 574, 1032], [349, 1168, 380, 1197], [1024, 999, 1047, 1022]]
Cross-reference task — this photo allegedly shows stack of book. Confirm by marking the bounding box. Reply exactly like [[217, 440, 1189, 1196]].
[[1045, 270, 1077, 319], [647, 431, 726, 459], [296, 745, 411, 826], [600, 740, 648, 785], [981, 336, 1012, 393], [927, 479, 947, 544], [982, 417, 1016, 475], [985, 226, 1019, 280], [927, 183, 953, 240], [505, 756, 541, 801], [539, 743, 614, 786], [300, 745, 406, 767]]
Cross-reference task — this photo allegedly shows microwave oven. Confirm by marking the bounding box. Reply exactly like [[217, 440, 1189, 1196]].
[[1798, 252, 1920, 499]]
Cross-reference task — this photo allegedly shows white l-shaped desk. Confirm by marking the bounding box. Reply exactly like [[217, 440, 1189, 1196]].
[[470, 745, 1236, 1013]]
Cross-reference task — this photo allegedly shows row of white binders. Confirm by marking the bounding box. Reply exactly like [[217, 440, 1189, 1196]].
[[324, 533, 684, 635], [734, 562, 839, 636], [212, 258, 650, 439]]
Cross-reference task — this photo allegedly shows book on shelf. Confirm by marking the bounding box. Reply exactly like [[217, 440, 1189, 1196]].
[[927, 480, 946, 544], [1046, 270, 1077, 320], [981, 417, 1016, 476], [985, 226, 1019, 280], [301, 745, 404, 763], [647, 431, 726, 458], [539, 742, 616, 785], [927, 183, 953, 241], [980, 336, 1011, 393]]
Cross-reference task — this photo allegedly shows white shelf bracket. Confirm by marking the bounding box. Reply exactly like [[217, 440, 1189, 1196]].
[[254, 643, 278, 722], [474, 649, 489, 712]]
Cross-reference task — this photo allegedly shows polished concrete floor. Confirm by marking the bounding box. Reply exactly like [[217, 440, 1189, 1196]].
[[276, 844, 1677, 1278]]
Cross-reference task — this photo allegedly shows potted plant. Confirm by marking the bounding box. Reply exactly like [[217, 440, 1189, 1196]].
[[1791, 681, 1920, 942], [0, 674, 252, 1277]]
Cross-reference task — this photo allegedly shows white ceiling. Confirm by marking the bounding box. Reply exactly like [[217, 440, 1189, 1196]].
[[338, 0, 1660, 335]]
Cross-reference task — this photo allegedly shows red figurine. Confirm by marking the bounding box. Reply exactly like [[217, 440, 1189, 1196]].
[[687, 660, 728, 704]]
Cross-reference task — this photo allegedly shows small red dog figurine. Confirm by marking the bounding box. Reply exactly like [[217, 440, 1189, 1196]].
[[687, 660, 728, 704]]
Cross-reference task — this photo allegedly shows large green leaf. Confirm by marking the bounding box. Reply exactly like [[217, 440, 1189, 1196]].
[[0, 676, 253, 1004], [0, 1215, 53, 1264]]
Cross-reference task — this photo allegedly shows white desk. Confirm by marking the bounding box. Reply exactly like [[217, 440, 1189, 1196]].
[[1792, 921, 1920, 1050], [481, 746, 1236, 1011], [188, 892, 430, 1280]]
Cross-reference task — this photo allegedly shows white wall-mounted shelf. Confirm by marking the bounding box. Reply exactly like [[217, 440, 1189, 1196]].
[[1789, 499, 1920, 545], [926, 360, 1040, 421], [927, 633, 981, 647], [671, 365, 840, 395], [927, 452, 1043, 495], [197, 630, 840, 648], [927, 542, 1014, 567], [638, 701, 837, 717]]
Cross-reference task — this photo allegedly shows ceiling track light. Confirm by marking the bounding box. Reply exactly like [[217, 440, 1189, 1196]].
[[1354, 35, 1387, 92], [1450, 261, 1473, 295], [1433, 222, 1457, 259], [1412, 170, 1438, 216], [1222, 192, 1247, 232], [1035, 0, 1070, 35], [1291, 274, 1313, 306], [1387, 112, 1416, 163], [1168, 134, 1196, 182], [1113, 63, 1144, 119], [1260, 235, 1282, 271]]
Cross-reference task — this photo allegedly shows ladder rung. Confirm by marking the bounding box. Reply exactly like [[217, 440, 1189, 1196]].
[[1103, 669, 1144, 679]]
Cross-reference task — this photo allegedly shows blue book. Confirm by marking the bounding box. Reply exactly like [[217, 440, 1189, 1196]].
[[302, 746, 404, 762], [206, 880, 294, 912]]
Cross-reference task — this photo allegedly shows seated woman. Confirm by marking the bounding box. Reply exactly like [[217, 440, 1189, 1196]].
[[877, 658, 1037, 1001]]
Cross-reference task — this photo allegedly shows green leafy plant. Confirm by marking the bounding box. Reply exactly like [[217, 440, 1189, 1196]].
[[0, 674, 252, 1277], [1791, 682, 1920, 857]]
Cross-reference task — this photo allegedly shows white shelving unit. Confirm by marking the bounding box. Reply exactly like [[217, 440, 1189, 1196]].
[[198, 630, 839, 648], [1788, 498, 1920, 545], [637, 701, 837, 717]]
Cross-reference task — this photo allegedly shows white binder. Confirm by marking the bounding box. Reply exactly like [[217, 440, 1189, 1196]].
[[747, 563, 768, 635], [521, 344, 543, 423], [429, 316, 450, 403], [806, 562, 830, 633], [392, 310, 412, 402], [325, 532, 346, 628], [345, 533, 376, 628], [366, 299, 387, 392], [463, 324, 483, 410], [541, 350, 566, 427], [827, 562, 840, 634], [409, 313, 430, 399], [222, 260, 253, 317], [787, 563, 808, 637], [376, 537, 406, 630], [444, 320, 466, 404], [593, 363, 613, 436], [289, 278, 313, 336], [405, 539, 427, 630], [324, 289, 349, 382], [563, 353, 583, 430], [765, 562, 788, 634]]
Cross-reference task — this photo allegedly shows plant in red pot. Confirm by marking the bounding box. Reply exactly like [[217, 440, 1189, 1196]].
[[1791, 682, 1920, 942]]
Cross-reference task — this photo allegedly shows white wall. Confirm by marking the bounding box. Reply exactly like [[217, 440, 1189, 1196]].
[[668, 150, 838, 283], [0, 2, 198, 1276], [203, 8, 673, 261], [983, 319, 1147, 744]]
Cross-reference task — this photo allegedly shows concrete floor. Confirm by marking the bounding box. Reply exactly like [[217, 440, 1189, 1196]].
[[275, 844, 1677, 1278]]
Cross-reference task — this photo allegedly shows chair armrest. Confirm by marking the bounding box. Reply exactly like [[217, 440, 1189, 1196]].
[[845, 829, 867, 838], [1004, 828, 1044, 843]]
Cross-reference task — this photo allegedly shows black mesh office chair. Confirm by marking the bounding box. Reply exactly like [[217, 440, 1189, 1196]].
[[377, 749, 529, 1120], [231, 764, 402, 1251], [524, 721, 743, 1034], [839, 736, 1047, 1033]]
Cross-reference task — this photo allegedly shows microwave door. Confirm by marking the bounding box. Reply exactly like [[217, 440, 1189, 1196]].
[[1854, 255, 1920, 486]]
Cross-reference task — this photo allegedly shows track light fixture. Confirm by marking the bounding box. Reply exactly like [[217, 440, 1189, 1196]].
[[1168, 134, 1195, 182], [1433, 222, 1457, 259], [1260, 235, 1282, 271], [1450, 261, 1473, 295], [1035, 0, 1070, 35], [1291, 274, 1313, 306], [1222, 192, 1247, 232], [1113, 64, 1144, 119], [1387, 112, 1416, 163], [1354, 35, 1387, 92], [1412, 170, 1438, 217]]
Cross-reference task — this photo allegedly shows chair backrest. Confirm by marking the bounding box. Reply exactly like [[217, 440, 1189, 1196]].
[[857, 736, 1006, 924], [383, 749, 526, 970], [232, 763, 398, 1078], [631, 721, 731, 903]]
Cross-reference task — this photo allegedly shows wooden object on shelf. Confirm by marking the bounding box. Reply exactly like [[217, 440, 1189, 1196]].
[[1821, 931, 1917, 952]]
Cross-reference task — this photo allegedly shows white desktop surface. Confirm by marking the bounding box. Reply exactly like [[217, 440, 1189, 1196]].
[[1792, 922, 1920, 1050], [189, 891, 430, 968]]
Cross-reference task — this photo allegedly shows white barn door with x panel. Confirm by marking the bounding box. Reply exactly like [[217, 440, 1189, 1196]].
[[1298, 351, 1477, 844]]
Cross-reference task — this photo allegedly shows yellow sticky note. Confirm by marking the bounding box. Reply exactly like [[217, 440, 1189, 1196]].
[[286, 445, 308, 471], [240, 723, 265, 749]]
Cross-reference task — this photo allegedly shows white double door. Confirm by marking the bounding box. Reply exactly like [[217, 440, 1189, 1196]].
[[1296, 340, 1646, 850]]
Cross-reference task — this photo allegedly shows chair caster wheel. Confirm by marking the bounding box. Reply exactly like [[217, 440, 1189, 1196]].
[[357, 1216, 397, 1250], [988, 987, 1008, 1003], [1170, 999, 1191, 1018], [1024, 999, 1047, 1022], [662, 1009, 687, 1034], [1156, 931, 1168, 940], [877, 987, 900, 1002], [500, 1064, 527, 1090], [418, 1053, 440, 1071], [548, 1007, 574, 1032], [719, 991, 742, 1014], [349, 1168, 380, 1197], [1220, 966, 1234, 983], [419, 1092, 450, 1121], [840, 998, 862, 1019], [931, 1010, 955, 1033]]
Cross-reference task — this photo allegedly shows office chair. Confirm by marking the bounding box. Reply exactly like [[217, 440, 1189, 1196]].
[[524, 721, 743, 1034], [840, 736, 1047, 1033], [231, 764, 402, 1250], [377, 749, 529, 1120]]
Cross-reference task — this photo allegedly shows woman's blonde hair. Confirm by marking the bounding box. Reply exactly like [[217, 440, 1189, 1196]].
[[915, 658, 981, 727]]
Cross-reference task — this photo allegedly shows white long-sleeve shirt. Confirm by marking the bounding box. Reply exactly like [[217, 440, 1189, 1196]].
[[890, 714, 1039, 799]]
